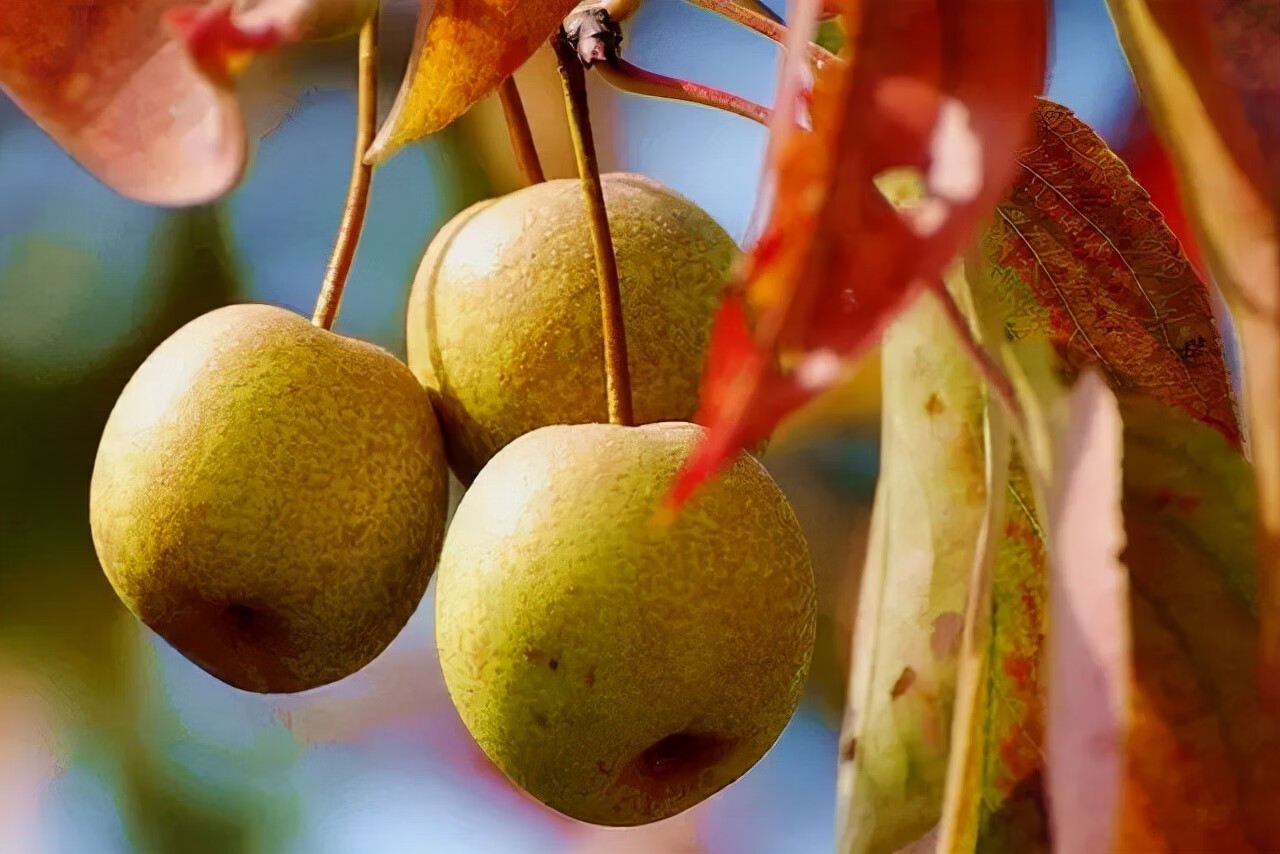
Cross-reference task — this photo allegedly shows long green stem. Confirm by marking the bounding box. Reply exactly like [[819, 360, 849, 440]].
[[551, 29, 634, 427], [312, 11, 378, 330]]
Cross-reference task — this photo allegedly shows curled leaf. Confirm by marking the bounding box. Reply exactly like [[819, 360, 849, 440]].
[[366, 0, 580, 164], [0, 0, 247, 206], [837, 280, 990, 854], [670, 0, 1048, 507], [934, 261, 1050, 854], [1044, 391, 1280, 853]]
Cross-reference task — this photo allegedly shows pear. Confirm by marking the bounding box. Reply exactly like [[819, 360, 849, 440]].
[[407, 173, 739, 483], [90, 304, 448, 694], [435, 421, 816, 826]]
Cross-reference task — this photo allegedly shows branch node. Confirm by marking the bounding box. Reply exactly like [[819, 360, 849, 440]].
[[563, 7, 623, 67]]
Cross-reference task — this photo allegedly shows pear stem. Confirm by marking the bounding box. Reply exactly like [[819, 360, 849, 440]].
[[312, 10, 378, 330], [551, 28, 634, 427], [596, 58, 772, 126], [498, 76, 545, 185]]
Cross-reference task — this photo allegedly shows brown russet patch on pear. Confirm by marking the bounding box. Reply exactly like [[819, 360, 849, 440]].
[[144, 592, 303, 694], [617, 732, 739, 802], [891, 667, 918, 699]]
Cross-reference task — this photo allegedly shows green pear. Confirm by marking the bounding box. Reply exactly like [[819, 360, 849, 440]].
[[435, 421, 816, 826], [90, 304, 449, 694], [407, 172, 739, 483]]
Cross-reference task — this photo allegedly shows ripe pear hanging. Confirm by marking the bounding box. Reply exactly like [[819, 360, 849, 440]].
[[435, 421, 816, 826], [90, 304, 450, 693]]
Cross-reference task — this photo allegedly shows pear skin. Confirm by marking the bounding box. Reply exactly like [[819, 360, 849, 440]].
[[407, 173, 739, 483], [90, 304, 448, 693], [435, 421, 816, 826]]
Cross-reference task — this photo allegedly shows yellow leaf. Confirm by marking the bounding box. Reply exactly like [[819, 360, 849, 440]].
[[366, 0, 580, 164]]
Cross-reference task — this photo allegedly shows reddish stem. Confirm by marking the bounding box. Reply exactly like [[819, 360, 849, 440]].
[[682, 0, 836, 64], [596, 58, 772, 126]]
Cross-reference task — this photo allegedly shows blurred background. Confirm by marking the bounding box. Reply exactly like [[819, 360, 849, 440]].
[[0, 1, 1150, 851]]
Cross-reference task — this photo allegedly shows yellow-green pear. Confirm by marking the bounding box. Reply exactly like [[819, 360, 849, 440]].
[[90, 304, 449, 694], [407, 173, 739, 483], [435, 421, 816, 826]]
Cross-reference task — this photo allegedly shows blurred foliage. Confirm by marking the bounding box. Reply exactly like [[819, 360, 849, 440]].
[[0, 205, 291, 854]]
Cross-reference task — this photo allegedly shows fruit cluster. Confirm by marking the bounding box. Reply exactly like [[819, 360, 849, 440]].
[[89, 172, 818, 825]]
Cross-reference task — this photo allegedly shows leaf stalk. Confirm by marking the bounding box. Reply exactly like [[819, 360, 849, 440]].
[[596, 58, 772, 126]]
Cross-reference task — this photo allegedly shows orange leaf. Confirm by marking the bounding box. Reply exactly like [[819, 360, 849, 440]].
[[1045, 393, 1280, 852], [1102, 0, 1280, 710], [0, 0, 247, 205], [948, 389, 1277, 853], [1114, 395, 1280, 851], [984, 99, 1241, 448], [669, 0, 1048, 507], [365, 0, 579, 164]]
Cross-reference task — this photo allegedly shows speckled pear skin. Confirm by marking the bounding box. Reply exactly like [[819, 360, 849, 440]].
[[89, 304, 449, 694], [435, 421, 816, 826], [406, 173, 739, 484]]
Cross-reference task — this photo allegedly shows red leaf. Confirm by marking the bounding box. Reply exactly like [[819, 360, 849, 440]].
[[1120, 118, 1204, 275], [0, 0, 249, 206], [986, 100, 1240, 448], [668, 0, 1048, 507]]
